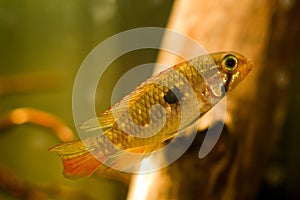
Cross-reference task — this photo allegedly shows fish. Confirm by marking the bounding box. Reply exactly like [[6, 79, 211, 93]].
[[49, 52, 253, 179]]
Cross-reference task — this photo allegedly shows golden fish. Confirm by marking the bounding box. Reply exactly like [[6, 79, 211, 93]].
[[49, 52, 253, 179]]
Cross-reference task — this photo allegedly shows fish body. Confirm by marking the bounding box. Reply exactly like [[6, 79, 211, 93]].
[[50, 52, 253, 179]]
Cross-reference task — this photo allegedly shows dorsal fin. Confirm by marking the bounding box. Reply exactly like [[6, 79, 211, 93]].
[[80, 111, 115, 132]]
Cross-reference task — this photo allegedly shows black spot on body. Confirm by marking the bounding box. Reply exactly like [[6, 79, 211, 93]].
[[164, 86, 183, 104]]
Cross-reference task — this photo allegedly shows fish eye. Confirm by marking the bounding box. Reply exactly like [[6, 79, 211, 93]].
[[222, 54, 238, 71]]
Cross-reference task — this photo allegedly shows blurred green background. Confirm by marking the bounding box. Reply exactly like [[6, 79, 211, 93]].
[[1, 1, 300, 200], [0, 0, 173, 199]]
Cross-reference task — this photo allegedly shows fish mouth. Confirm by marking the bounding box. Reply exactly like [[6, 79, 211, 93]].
[[236, 58, 253, 80], [246, 58, 254, 72]]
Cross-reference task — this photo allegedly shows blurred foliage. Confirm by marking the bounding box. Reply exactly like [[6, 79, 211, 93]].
[[0, 0, 173, 199]]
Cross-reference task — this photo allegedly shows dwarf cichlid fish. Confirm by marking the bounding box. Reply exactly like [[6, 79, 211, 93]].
[[49, 52, 253, 179]]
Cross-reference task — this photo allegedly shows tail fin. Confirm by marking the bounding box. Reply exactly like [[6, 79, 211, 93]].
[[49, 141, 102, 179], [50, 140, 165, 179]]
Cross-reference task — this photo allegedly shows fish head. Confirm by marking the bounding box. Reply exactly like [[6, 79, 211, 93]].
[[207, 52, 253, 98]]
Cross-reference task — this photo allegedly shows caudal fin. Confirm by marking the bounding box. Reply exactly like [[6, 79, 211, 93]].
[[49, 141, 102, 179], [50, 139, 165, 178]]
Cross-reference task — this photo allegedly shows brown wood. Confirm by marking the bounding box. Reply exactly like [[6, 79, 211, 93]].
[[128, 0, 300, 199]]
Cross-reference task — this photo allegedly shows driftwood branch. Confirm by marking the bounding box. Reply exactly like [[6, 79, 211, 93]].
[[127, 0, 300, 199]]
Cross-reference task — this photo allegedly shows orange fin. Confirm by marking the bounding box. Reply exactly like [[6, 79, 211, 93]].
[[61, 151, 102, 179], [49, 141, 103, 179]]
